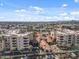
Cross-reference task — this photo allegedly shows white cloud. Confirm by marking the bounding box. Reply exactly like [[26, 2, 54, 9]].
[[56, 11, 79, 20], [74, 0, 79, 3], [1, 7, 79, 22], [29, 6, 44, 11], [62, 4, 68, 7], [15, 6, 44, 16], [15, 9, 26, 12], [0, 16, 5, 21], [20, 9, 26, 12], [29, 6, 44, 14], [60, 12, 68, 16], [15, 9, 27, 17], [70, 11, 79, 15], [69, 11, 79, 20], [45, 16, 53, 19], [15, 10, 20, 12]]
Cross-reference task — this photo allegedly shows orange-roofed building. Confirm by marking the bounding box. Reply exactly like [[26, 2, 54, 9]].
[[40, 40, 50, 50]]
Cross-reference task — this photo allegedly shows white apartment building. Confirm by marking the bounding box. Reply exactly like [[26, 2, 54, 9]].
[[0, 29, 33, 51], [56, 29, 75, 48], [75, 31, 79, 46], [9, 33, 31, 50]]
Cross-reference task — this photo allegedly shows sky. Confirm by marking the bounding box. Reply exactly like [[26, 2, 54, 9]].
[[0, 0, 79, 22]]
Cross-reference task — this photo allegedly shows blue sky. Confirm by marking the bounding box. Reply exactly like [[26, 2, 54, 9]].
[[0, 0, 79, 21]]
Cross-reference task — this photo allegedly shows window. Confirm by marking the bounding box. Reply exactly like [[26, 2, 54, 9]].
[[68, 40, 71, 41], [77, 35, 79, 39], [24, 40, 29, 42], [60, 36, 63, 38], [12, 37, 16, 39], [24, 42, 28, 44], [12, 40, 16, 42], [24, 45, 29, 47], [68, 35, 71, 39], [5, 44, 10, 47], [12, 43, 17, 44], [68, 41, 71, 43], [77, 40, 79, 43], [60, 38, 63, 40], [60, 36, 64, 40], [12, 44, 17, 47], [23, 37, 28, 39], [68, 40, 71, 43]]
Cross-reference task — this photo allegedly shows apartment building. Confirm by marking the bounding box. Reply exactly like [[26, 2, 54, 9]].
[[0, 35, 4, 51], [34, 29, 79, 49], [3, 35, 11, 51], [55, 29, 75, 48], [0, 29, 33, 51], [10, 33, 31, 50], [75, 31, 79, 46]]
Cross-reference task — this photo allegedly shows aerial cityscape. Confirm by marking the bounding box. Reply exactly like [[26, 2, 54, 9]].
[[0, 21, 79, 59], [0, 0, 79, 59]]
